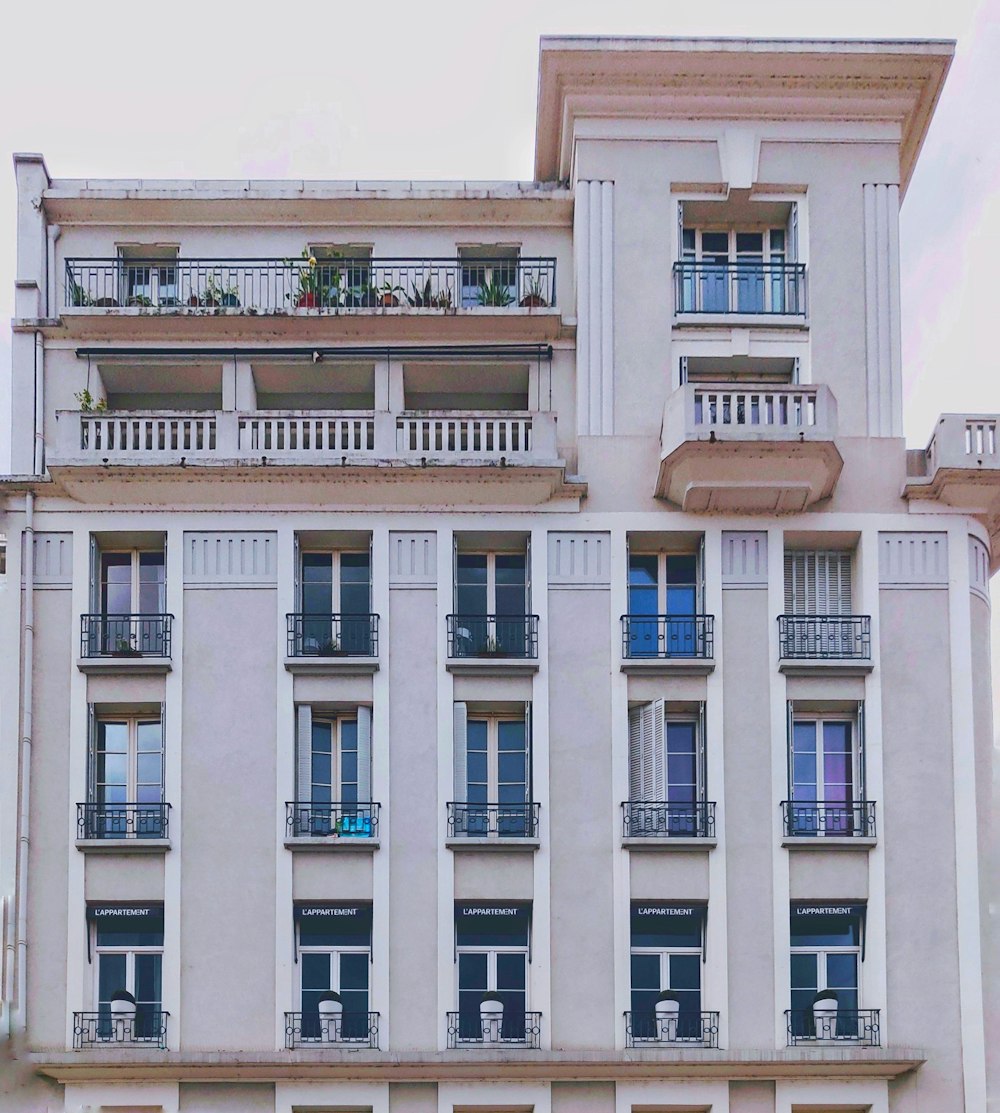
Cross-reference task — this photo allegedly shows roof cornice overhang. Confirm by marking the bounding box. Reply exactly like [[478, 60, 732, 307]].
[[534, 37, 954, 195]]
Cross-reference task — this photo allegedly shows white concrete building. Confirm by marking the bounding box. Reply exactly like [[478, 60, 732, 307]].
[[1, 33, 998, 1113]]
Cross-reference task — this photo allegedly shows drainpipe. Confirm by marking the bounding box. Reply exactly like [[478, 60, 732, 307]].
[[12, 491, 35, 1034], [32, 333, 44, 476]]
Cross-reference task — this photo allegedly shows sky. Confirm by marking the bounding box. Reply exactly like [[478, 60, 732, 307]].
[[0, 0, 998, 657]]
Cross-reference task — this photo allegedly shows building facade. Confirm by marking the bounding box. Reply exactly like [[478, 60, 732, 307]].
[[1, 34, 998, 1113]]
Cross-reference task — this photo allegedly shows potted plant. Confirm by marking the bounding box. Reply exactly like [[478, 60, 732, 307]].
[[110, 636, 142, 658], [125, 294, 154, 308], [476, 276, 515, 307], [316, 639, 348, 658], [375, 279, 403, 308], [519, 275, 548, 308], [811, 989, 839, 1039], [286, 249, 324, 308], [478, 636, 511, 658], [480, 991, 504, 1043], [407, 277, 453, 309], [75, 389, 108, 413], [654, 989, 681, 1042], [68, 279, 93, 307], [200, 273, 241, 308], [317, 990, 343, 1042]]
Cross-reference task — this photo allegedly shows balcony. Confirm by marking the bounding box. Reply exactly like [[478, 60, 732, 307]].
[[620, 614, 714, 675], [447, 802, 540, 849], [904, 415, 1000, 557], [446, 1010, 541, 1049], [656, 383, 842, 512], [78, 614, 173, 673], [61, 256, 561, 341], [673, 260, 807, 322], [778, 615, 872, 675], [624, 1010, 720, 1048], [285, 802, 380, 850], [76, 803, 171, 850], [785, 1008, 880, 1047], [622, 801, 717, 846], [284, 1011, 380, 1049], [782, 800, 877, 845], [285, 613, 379, 674], [446, 614, 539, 674], [72, 1010, 169, 1050]]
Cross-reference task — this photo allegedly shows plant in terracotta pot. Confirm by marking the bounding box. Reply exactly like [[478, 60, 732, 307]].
[[201, 273, 241, 308], [375, 279, 404, 308], [476, 276, 515, 307], [479, 991, 504, 1043], [407, 276, 453, 309], [288, 249, 322, 308], [654, 989, 681, 1042], [518, 274, 548, 308]]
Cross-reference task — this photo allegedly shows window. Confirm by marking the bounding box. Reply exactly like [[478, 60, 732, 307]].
[[296, 903, 371, 1041], [90, 904, 164, 1040], [297, 547, 372, 655], [452, 548, 530, 657], [784, 550, 852, 615], [0, 536, 6, 575], [86, 713, 165, 839], [625, 546, 705, 658], [118, 245, 178, 307], [88, 543, 167, 656], [790, 904, 864, 1038], [455, 903, 530, 1042], [629, 903, 704, 1041], [680, 226, 788, 313], [626, 703, 708, 836], [459, 247, 519, 308], [452, 705, 533, 837], [293, 706, 372, 836], [788, 708, 865, 836]]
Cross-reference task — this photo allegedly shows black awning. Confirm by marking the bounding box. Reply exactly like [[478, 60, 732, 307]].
[[455, 901, 531, 932], [631, 901, 706, 935], [86, 901, 164, 928], [294, 901, 373, 930]]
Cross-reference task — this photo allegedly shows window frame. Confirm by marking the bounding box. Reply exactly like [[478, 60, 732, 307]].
[[91, 714, 164, 807], [788, 711, 863, 813], [92, 924, 164, 1011], [98, 547, 165, 616]]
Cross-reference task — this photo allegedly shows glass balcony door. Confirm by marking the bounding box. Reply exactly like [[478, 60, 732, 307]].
[[92, 718, 164, 838], [454, 552, 527, 656], [300, 551, 371, 655], [790, 719, 857, 835], [627, 552, 699, 658]]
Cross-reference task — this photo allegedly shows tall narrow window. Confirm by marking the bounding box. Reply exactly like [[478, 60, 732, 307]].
[[788, 714, 862, 836], [629, 903, 705, 1042], [93, 546, 166, 655], [295, 904, 371, 1042], [790, 904, 864, 1039], [781, 550, 861, 659], [455, 903, 531, 1043], [679, 227, 790, 314], [298, 549, 372, 655], [453, 550, 529, 657], [89, 904, 164, 1041], [625, 550, 704, 658], [626, 703, 709, 837], [452, 705, 533, 837], [88, 715, 165, 839], [293, 706, 373, 837]]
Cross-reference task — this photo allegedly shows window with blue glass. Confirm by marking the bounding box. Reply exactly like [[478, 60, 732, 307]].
[[629, 903, 704, 1041], [459, 247, 519, 308], [455, 902, 530, 1041], [790, 904, 864, 1038], [453, 704, 532, 838], [626, 546, 703, 658], [627, 703, 707, 837], [296, 904, 371, 1041], [679, 226, 788, 314]]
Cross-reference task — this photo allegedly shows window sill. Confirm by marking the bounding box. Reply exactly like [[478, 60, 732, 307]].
[[284, 837, 380, 852], [446, 658, 539, 676], [620, 658, 715, 676], [75, 838, 171, 854], [782, 836, 877, 850], [284, 657, 379, 675], [77, 656, 172, 675], [778, 659, 873, 676], [446, 837, 540, 852], [623, 837, 717, 852]]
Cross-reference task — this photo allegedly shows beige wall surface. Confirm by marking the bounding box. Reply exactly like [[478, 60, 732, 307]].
[[180, 588, 278, 1052], [180, 1082, 275, 1112]]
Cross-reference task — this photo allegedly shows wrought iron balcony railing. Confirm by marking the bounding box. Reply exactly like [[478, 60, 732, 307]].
[[286, 612, 379, 657], [622, 801, 716, 839], [284, 1011, 380, 1048], [786, 1007, 880, 1046], [77, 802, 171, 840], [778, 615, 871, 660], [624, 1010, 720, 1048], [80, 614, 173, 658], [621, 614, 714, 660], [446, 1010, 542, 1049], [65, 257, 557, 313], [782, 800, 877, 839], [673, 260, 807, 316], [72, 1010, 169, 1049], [447, 802, 540, 839], [286, 802, 380, 839], [447, 614, 538, 660]]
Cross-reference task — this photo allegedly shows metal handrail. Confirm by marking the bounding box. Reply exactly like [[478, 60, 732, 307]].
[[447, 802, 540, 839], [446, 1010, 542, 1048], [778, 615, 871, 660], [284, 1011, 380, 1049], [624, 1009, 720, 1047], [72, 1010, 169, 1049], [80, 613, 173, 658], [673, 259, 807, 315], [781, 800, 877, 838], [77, 802, 171, 840], [286, 612, 379, 658], [446, 614, 539, 660], [785, 1007, 880, 1046], [622, 801, 716, 839], [286, 802, 380, 839], [621, 614, 714, 660]]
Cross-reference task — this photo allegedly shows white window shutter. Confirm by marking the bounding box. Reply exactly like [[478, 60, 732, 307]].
[[453, 702, 468, 803], [640, 702, 656, 801], [785, 551, 851, 615], [87, 704, 97, 800], [356, 706, 372, 802], [524, 701, 533, 801], [651, 699, 665, 802], [296, 705, 313, 803], [89, 534, 99, 611], [628, 706, 643, 801]]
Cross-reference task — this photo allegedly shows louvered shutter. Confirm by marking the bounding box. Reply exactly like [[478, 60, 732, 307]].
[[628, 706, 643, 801], [89, 534, 99, 612], [159, 701, 166, 798], [696, 703, 707, 802], [857, 701, 866, 801], [784, 551, 852, 615], [356, 705, 372, 802], [86, 704, 97, 802], [453, 702, 468, 803], [296, 705, 313, 803], [524, 701, 533, 802], [651, 699, 665, 802]]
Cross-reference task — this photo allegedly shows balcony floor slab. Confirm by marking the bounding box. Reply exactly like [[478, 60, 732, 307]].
[[284, 657, 379, 676], [621, 658, 715, 676], [75, 839, 171, 854], [446, 837, 540, 852], [284, 838, 380, 852], [778, 659, 873, 676], [77, 657, 172, 675], [623, 837, 717, 851]]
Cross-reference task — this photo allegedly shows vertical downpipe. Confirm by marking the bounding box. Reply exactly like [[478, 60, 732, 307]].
[[32, 333, 44, 476], [13, 492, 34, 1033]]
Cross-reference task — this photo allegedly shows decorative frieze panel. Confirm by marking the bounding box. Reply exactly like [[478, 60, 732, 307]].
[[389, 531, 437, 589], [878, 532, 948, 587], [183, 532, 277, 587], [24, 532, 72, 589], [721, 531, 767, 588], [575, 179, 615, 436], [547, 532, 611, 588]]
